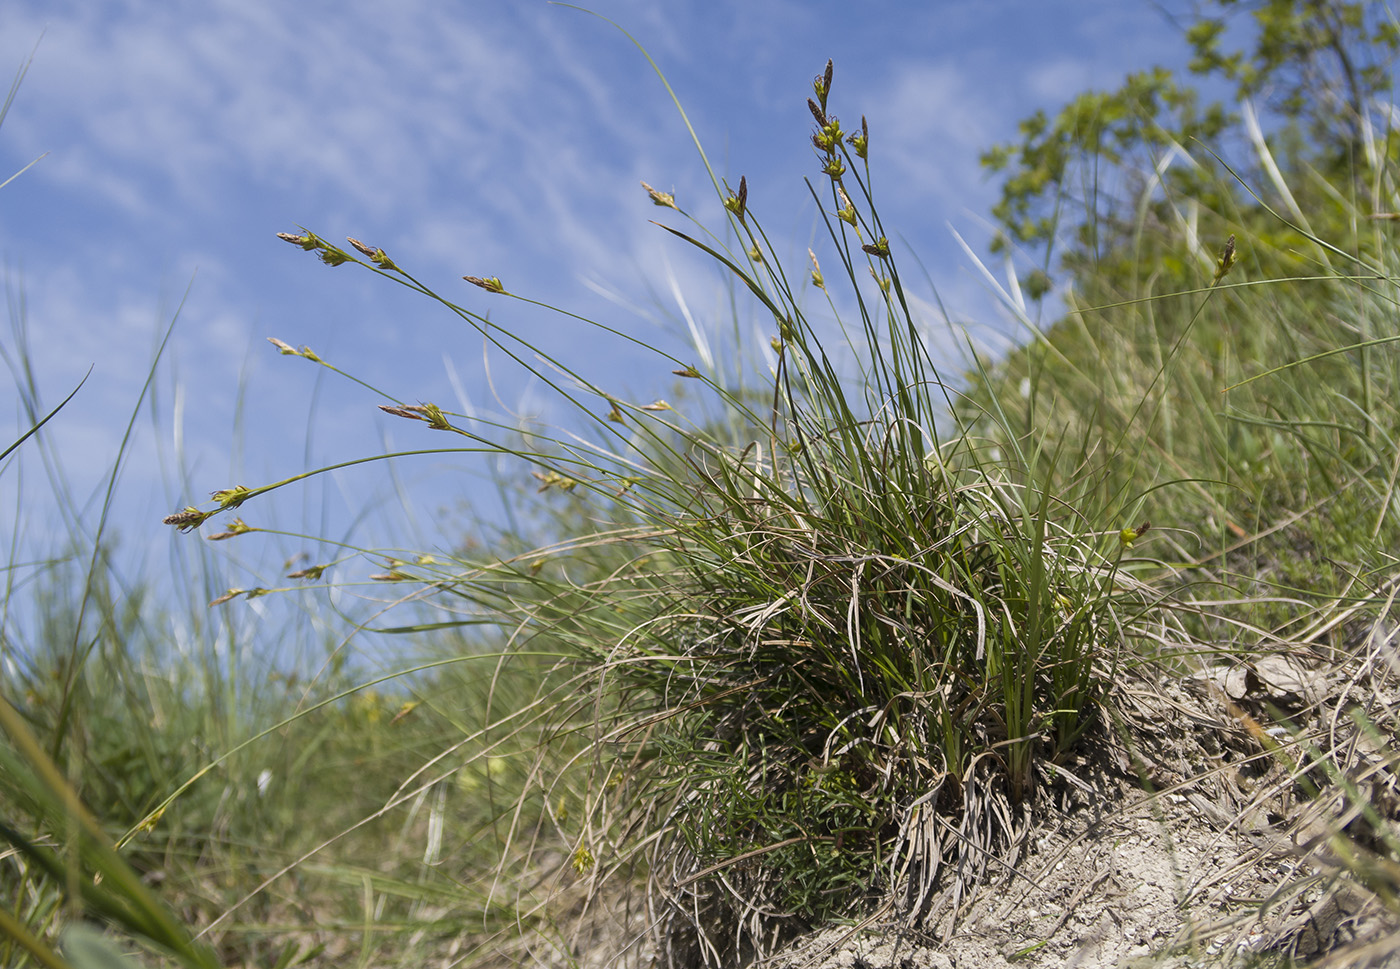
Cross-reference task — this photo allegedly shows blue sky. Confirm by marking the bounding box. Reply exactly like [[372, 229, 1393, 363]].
[[0, 1, 1197, 662]]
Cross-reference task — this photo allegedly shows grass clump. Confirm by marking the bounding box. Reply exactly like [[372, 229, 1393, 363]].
[[148, 57, 1169, 966]]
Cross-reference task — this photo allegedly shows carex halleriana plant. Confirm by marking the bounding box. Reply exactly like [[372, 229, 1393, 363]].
[[163, 58, 1149, 966]]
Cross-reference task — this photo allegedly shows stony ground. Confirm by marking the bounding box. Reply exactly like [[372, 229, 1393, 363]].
[[763, 796, 1393, 969]]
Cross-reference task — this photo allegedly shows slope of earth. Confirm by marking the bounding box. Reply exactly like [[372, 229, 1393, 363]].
[[762, 621, 1400, 969]]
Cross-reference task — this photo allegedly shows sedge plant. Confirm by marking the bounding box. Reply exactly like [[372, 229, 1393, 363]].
[[159, 57, 1174, 966]]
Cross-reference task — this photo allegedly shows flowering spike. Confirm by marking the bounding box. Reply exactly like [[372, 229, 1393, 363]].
[[163, 507, 213, 532], [640, 181, 678, 210], [672, 365, 702, 378], [1119, 520, 1151, 548], [847, 116, 869, 159], [381, 403, 452, 430], [571, 844, 595, 875], [813, 59, 833, 113], [379, 404, 424, 422], [862, 237, 890, 259], [286, 564, 326, 580], [463, 275, 506, 294], [277, 230, 322, 252], [265, 338, 320, 362], [809, 248, 825, 289], [209, 587, 267, 606], [723, 176, 748, 222], [807, 97, 827, 127], [532, 470, 579, 493], [407, 403, 452, 430], [347, 237, 401, 273], [1211, 234, 1237, 286], [211, 486, 252, 510], [207, 518, 257, 541], [318, 246, 351, 267]]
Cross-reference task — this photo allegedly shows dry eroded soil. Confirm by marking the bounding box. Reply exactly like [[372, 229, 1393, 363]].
[[764, 637, 1400, 969]]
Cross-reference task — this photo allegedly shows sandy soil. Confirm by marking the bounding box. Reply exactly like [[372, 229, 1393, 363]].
[[759, 636, 1400, 969]]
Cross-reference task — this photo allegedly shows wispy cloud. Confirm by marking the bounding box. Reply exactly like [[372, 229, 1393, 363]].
[[0, 0, 1188, 563]]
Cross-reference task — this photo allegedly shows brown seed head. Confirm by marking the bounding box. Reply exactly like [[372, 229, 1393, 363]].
[[862, 237, 890, 259], [346, 237, 401, 272], [463, 275, 506, 294], [1212, 234, 1237, 285], [163, 507, 211, 532], [277, 231, 321, 251], [286, 564, 326, 581]]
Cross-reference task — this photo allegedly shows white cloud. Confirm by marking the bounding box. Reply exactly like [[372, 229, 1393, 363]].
[[863, 61, 994, 211], [1027, 58, 1096, 103], [0, 4, 616, 224]]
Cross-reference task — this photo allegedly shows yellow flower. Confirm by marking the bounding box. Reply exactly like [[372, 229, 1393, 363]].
[[1119, 521, 1151, 548]]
